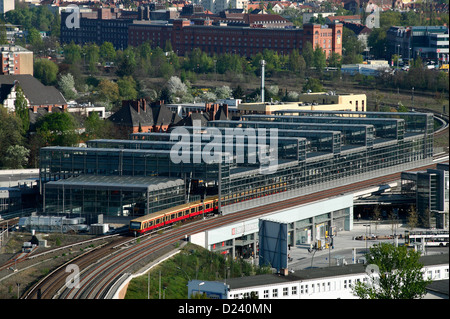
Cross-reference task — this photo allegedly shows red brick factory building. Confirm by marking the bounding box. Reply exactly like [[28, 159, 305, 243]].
[[129, 19, 343, 58], [61, 8, 342, 58]]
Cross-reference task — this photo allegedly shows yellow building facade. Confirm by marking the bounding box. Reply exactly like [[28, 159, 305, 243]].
[[238, 92, 367, 115]]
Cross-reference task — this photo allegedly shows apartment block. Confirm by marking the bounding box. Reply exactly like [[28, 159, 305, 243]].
[[1, 45, 34, 75], [0, 0, 14, 15]]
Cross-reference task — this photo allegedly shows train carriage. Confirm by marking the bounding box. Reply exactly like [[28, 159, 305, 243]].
[[129, 196, 218, 235]]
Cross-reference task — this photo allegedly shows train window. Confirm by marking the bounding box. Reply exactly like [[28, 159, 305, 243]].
[[156, 218, 161, 224], [130, 222, 141, 229], [171, 213, 175, 220], [191, 208, 195, 213], [184, 209, 189, 215], [206, 204, 210, 209], [178, 211, 182, 218]]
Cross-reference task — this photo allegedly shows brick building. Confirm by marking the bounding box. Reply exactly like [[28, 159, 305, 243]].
[[108, 99, 183, 135], [1, 45, 34, 76], [60, 6, 343, 58], [129, 20, 343, 58]]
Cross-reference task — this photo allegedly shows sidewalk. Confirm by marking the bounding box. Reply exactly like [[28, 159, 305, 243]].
[[286, 223, 419, 270]]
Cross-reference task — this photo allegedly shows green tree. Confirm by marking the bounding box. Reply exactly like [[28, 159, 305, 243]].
[[313, 44, 327, 71], [302, 78, 323, 93], [342, 27, 364, 64], [216, 53, 244, 75], [367, 28, 387, 60], [3, 145, 30, 169], [98, 79, 120, 107], [188, 48, 214, 73], [0, 21, 8, 45], [36, 112, 79, 146], [0, 106, 25, 168], [84, 43, 100, 73], [99, 41, 117, 62], [328, 52, 342, 68], [379, 11, 402, 29], [27, 27, 43, 50], [352, 243, 431, 299], [302, 42, 314, 68], [83, 111, 113, 140], [64, 41, 82, 64], [116, 47, 137, 77], [117, 76, 138, 101], [288, 49, 306, 75], [407, 205, 419, 231], [232, 85, 245, 100], [34, 59, 59, 85], [50, 11, 61, 37], [14, 86, 29, 133], [159, 87, 173, 104], [215, 86, 232, 99], [58, 73, 77, 100]]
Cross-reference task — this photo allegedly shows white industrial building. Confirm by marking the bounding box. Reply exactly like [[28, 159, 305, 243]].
[[188, 253, 449, 299]]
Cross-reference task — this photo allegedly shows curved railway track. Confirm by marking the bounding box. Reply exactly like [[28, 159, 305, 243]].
[[22, 236, 130, 299], [22, 159, 447, 299]]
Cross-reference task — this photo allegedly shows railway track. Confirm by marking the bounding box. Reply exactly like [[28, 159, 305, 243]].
[[21, 158, 447, 299], [22, 236, 130, 299]]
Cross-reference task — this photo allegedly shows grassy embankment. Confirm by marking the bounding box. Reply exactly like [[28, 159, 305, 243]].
[[124, 243, 271, 299]]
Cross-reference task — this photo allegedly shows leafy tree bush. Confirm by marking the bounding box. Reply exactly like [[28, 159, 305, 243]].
[[352, 243, 431, 299], [34, 59, 59, 85]]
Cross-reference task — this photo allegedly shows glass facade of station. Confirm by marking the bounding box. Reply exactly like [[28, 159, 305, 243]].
[[43, 175, 186, 222], [39, 110, 434, 217], [40, 147, 230, 186]]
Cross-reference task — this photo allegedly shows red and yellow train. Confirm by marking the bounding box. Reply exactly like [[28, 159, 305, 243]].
[[129, 181, 288, 235], [129, 196, 218, 235]]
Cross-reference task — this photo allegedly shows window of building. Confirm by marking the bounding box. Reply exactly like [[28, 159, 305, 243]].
[[264, 290, 269, 298], [283, 287, 288, 296], [292, 286, 297, 295], [272, 289, 278, 298]]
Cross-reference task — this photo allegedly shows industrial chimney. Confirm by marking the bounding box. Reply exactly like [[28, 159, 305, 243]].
[[260, 60, 266, 103]]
